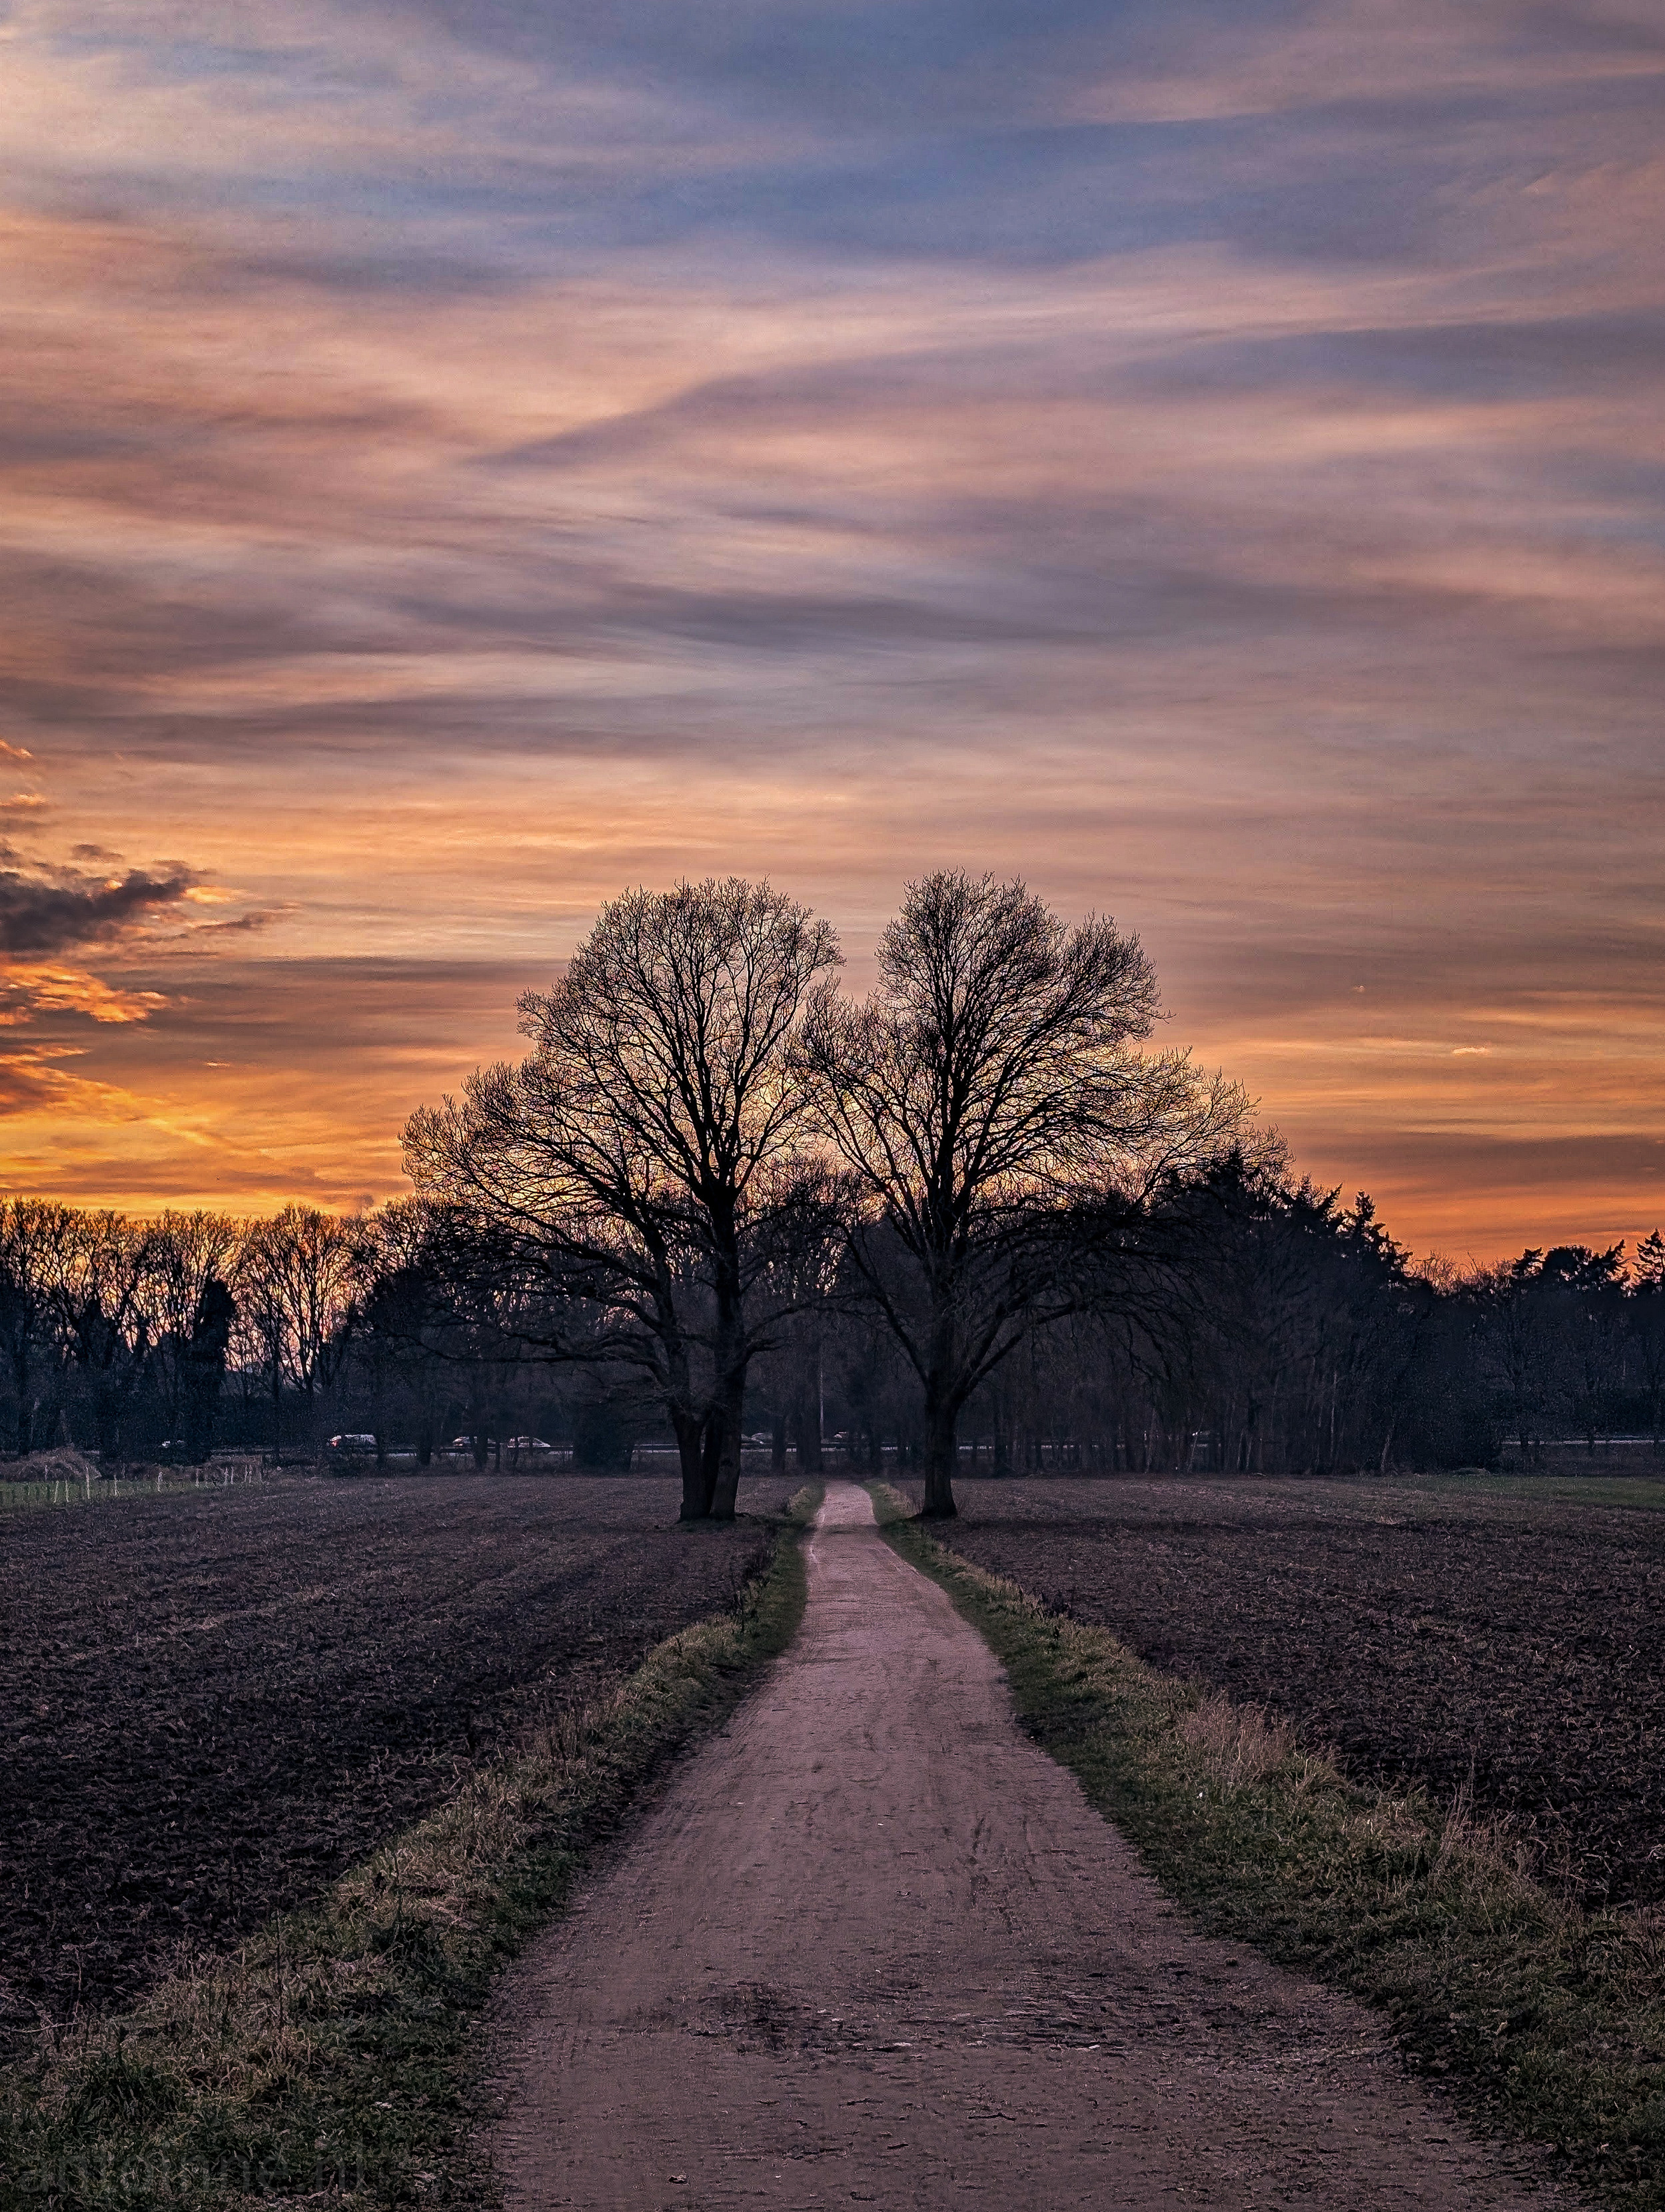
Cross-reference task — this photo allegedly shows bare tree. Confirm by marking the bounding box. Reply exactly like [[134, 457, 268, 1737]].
[[235, 1206, 367, 1457], [1631, 1230, 1665, 1454], [1542, 1243, 1628, 1453], [0, 1198, 75, 1454], [1472, 1250, 1563, 1463], [145, 1211, 239, 1460], [802, 871, 1247, 1515], [53, 1211, 159, 1462], [352, 1198, 452, 1466], [405, 878, 842, 1520]]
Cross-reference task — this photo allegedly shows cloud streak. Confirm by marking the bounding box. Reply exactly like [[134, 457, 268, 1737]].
[[0, 0, 1660, 1251]]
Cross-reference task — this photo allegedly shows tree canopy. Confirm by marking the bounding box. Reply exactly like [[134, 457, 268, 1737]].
[[404, 878, 842, 1518], [802, 870, 1249, 1513]]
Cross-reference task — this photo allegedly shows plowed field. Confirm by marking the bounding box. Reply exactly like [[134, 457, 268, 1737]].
[[0, 1472, 792, 2053], [907, 1474, 1665, 1906]]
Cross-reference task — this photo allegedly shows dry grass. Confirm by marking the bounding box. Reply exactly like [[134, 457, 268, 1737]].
[[0, 1451, 268, 1512], [18, 1448, 101, 1483], [0, 1486, 818, 2210], [873, 1483, 1665, 2211], [0, 1448, 105, 1509], [1175, 1691, 1295, 1790]]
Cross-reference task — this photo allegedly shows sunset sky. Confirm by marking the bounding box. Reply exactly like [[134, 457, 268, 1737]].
[[2, 0, 1662, 1258]]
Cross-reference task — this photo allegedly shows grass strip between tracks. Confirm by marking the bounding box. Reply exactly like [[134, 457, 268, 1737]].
[[0, 1487, 820, 2212], [871, 1484, 1665, 2212]]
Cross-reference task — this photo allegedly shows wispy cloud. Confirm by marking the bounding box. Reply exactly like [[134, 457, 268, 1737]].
[[0, 0, 1659, 1246]]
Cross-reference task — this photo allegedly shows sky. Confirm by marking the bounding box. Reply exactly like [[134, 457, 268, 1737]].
[[1, 0, 1662, 1260]]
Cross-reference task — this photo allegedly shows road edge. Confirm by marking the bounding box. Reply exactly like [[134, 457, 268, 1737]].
[[0, 1486, 823, 2212], [869, 1482, 1661, 2212]]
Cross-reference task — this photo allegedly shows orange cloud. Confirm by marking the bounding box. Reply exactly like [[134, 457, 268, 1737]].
[[0, 965, 167, 1026], [0, 2, 1660, 1254]]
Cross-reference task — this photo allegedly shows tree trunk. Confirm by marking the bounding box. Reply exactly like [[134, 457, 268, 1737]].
[[791, 1401, 822, 1472], [770, 1413, 787, 1473], [11, 1345, 31, 1456], [674, 1408, 710, 1521], [708, 1372, 746, 1521], [920, 1390, 958, 1518], [699, 1416, 723, 1517], [706, 1251, 748, 1522]]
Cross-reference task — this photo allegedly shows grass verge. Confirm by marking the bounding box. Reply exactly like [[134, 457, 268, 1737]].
[[1, 1486, 820, 2212], [871, 1482, 1665, 2211]]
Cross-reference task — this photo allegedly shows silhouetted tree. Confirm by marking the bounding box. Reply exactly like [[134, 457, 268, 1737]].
[[1631, 1230, 1665, 1453], [1539, 1244, 1627, 1452], [179, 1278, 235, 1462], [802, 871, 1246, 1514], [147, 1210, 239, 1460], [352, 1200, 452, 1466], [0, 1199, 74, 1454], [1128, 1158, 1432, 1474], [405, 878, 842, 1520], [1472, 1250, 1558, 1462], [234, 1206, 366, 1457], [54, 1212, 157, 1462]]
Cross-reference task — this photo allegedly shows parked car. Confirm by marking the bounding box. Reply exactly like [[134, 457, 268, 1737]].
[[328, 1434, 378, 1456]]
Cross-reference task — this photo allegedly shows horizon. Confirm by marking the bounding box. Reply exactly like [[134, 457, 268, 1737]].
[[3, 2, 1662, 1260]]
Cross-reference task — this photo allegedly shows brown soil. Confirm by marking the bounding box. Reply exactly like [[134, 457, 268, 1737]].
[[488, 1483, 1572, 2211], [905, 1473, 1665, 1903], [0, 1471, 792, 2051]]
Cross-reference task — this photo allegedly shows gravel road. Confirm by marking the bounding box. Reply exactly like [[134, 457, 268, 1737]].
[[489, 1483, 1571, 2210]]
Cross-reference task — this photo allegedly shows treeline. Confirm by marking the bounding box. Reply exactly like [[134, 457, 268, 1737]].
[[5, 871, 1660, 1507], [0, 1195, 618, 1470], [0, 1196, 674, 1471], [2, 1178, 1660, 1482], [911, 1174, 1665, 1476]]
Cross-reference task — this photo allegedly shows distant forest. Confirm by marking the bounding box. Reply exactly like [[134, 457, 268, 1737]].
[[4, 875, 1662, 1511]]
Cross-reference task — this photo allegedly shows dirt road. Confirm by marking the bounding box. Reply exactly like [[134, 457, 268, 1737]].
[[490, 1483, 1569, 2209]]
